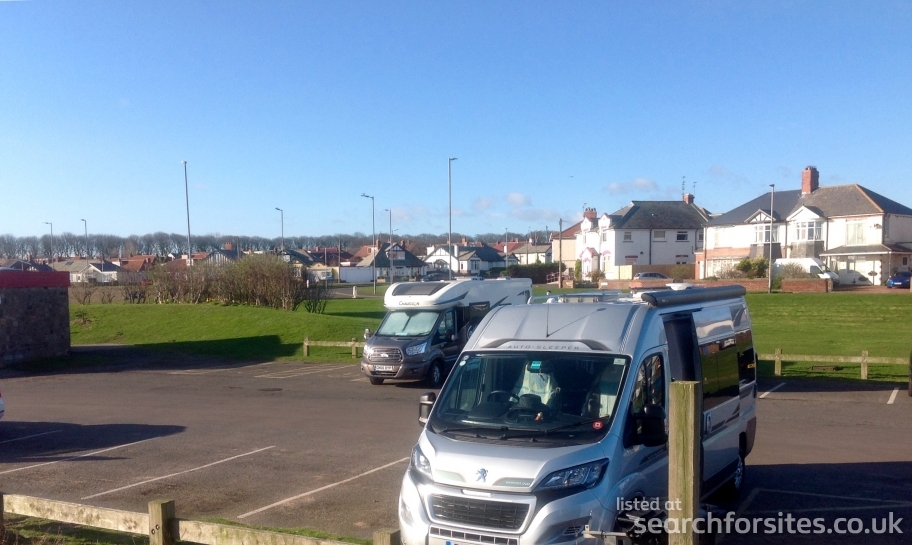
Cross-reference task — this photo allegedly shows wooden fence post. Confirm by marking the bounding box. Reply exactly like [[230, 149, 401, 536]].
[[148, 500, 175, 545], [351, 338, 358, 358], [774, 348, 782, 376], [861, 350, 869, 380], [303, 338, 310, 357], [669, 381, 701, 545], [373, 528, 401, 545]]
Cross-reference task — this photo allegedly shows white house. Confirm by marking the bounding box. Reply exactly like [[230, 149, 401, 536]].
[[425, 241, 512, 276], [574, 196, 710, 280], [698, 166, 912, 284]]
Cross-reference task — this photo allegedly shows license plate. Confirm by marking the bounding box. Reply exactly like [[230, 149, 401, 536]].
[[375, 365, 395, 371]]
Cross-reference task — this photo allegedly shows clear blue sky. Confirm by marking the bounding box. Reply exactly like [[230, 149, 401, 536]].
[[3, 1, 911, 241]]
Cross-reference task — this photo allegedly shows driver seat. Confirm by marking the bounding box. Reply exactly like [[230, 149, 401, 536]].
[[515, 361, 561, 411]]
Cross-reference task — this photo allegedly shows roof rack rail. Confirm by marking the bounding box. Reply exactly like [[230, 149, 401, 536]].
[[528, 290, 624, 304], [639, 285, 746, 307]]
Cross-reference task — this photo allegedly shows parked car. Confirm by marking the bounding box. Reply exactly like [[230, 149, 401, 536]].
[[420, 271, 447, 282], [837, 269, 872, 286], [886, 270, 912, 289], [633, 271, 669, 280]]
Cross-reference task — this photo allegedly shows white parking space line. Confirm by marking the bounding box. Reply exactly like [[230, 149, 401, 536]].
[[255, 365, 348, 379], [81, 446, 275, 499], [888, 387, 899, 404], [169, 368, 236, 375], [0, 437, 158, 475], [238, 456, 409, 519], [0, 430, 62, 445], [759, 383, 785, 399], [351, 377, 369, 382]]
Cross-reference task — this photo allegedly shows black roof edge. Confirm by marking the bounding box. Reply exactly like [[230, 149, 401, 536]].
[[640, 285, 747, 308]]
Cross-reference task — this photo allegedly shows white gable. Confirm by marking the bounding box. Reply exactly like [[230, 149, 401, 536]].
[[747, 210, 774, 224], [598, 214, 612, 229], [787, 206, 824, 222]]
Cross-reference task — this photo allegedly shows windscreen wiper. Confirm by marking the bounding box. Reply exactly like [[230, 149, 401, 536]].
[[541, 417, 606, 435]]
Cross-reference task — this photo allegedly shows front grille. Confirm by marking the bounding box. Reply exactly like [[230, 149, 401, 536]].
[[429, 494, 529, 531], [430, 526, 517, 545], [368, 348, 403, 363]]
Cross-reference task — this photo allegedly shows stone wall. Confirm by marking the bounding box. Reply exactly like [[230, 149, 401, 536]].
[[0, 271, 71, 365]]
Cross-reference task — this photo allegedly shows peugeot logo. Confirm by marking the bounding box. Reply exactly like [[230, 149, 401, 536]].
[[476, 468, 488, 483]]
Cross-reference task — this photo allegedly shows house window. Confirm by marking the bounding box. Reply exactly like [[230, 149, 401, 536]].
[[846, 221, 866, 246], [676, 231, 688, 242], [602, 230, 609, 242], [754, 224, 779, 244], [623, 231, 632, 242], [471, 260, 479, 271], [794, 221, 822, 241], [653, 230, 666, 241]]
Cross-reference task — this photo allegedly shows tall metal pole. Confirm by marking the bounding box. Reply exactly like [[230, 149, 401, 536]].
[[558, 218, 563, 288], [361, 193, 376, 294], [448, 157, 457, 280], [81, 219, 88, 283], [386, 209, 393, 283], [44, 221, 53, 261], [182, 161, 191, 265], [768, 184, 775, 294], [275, 207, 284, 250]]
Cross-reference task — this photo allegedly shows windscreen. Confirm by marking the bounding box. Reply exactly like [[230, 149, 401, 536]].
[[376, 310, 441, 337], [430, 351, 630, 444]]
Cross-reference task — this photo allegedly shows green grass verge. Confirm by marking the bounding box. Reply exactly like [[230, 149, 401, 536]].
[[3, 515, 148, 545], [746, 292, 912, 383], [1, 515, 371, 545], [64, 290, 912, 381]]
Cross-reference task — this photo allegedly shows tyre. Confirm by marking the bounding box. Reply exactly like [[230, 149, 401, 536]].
[[369, 377, 384, 385], [426, 360, 445, 388], [720, 451, 745, 499]]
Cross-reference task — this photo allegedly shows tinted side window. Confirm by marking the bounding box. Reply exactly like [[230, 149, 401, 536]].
[[631, 354, 665, 413], [736, 330, 756, 384], [701, 338, 739, 409]]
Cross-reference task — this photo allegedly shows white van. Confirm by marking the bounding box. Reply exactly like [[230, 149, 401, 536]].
[[361, 278, 532, 387], [399, 286, 757, 545], [773, 257, 838, 283]]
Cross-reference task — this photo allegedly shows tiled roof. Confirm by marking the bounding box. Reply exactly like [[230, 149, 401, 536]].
[[710, 184, 912, 226], [609, 201, 710, 230]]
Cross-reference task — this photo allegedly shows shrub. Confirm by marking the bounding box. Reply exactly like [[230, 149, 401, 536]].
[[777, 262, 810, 279], [670, 264, 695, 280]]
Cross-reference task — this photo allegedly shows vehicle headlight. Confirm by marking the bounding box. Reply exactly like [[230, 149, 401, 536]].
[[410, 444, 433, 478], [363, 346, 373, 357], [405, 342, 428, 356], [535, 459, 608, 491]]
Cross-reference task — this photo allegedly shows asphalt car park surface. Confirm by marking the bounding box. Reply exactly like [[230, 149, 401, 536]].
[[1, 350, 910, 544]]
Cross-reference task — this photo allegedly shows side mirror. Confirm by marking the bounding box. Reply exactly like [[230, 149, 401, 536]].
[[445, 329, 455, 343], [364, 328, 372, 340], [635, 404, 668, 447], [418, 392, 437, 426]]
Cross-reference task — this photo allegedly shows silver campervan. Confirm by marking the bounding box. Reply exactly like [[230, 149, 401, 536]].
[[399, 285, 757, 545]]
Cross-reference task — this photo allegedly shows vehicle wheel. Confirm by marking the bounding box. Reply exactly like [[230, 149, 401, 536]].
[[426, 360, 445, 388], [369, 377, 384, 385], [720, 451, 745, 499]]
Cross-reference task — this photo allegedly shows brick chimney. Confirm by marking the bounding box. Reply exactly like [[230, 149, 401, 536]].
[[583, 207, 597, 220], [683, 193, 695, 204], [224, 241, 233, 251], [802, 166, 819, 194]]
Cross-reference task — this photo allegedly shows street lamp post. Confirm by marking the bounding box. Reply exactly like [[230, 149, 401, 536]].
[[527, 227, 531, 265], [361, 193, 376, 294], [182, 161, 192, 265], [448, 157, 457, 280], [80, 219, 88, 283], [768, 184, 775, 294], [386, 208, 393, 283], [275, 207, 284, 251], [43, 221, 53, 261]]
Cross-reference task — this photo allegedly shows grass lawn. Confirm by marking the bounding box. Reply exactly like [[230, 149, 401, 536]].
[[64, 289, 912, 381]]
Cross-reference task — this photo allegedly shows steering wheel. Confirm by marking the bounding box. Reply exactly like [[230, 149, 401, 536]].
[[487, 390, 520, 404]]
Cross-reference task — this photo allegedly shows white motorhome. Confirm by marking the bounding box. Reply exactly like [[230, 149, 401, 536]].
[[773, 257, 838, 283], [360, 278, 532, 387], [400, 286, 757, 545]]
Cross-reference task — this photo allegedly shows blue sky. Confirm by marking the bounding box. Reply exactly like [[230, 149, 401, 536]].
[[2, 1, 911, 241]]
